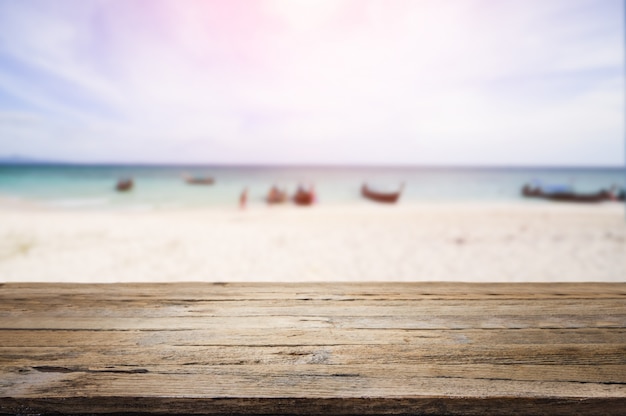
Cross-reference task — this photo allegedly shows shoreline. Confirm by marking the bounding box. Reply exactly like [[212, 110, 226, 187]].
[[2, 193, 624, 213]]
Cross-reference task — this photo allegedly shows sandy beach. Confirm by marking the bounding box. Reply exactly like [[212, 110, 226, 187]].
[[1, 201, 624, 283]]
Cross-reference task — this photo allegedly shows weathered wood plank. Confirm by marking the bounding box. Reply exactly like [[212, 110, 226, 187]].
[[2, 328, 625, 347], [2, 314, 624, 330], [3, 344, 625, 368], [3, 299, 625, 317], [2, 366, 625, 398], [3, 366, 624, 391], [2, 397, 625, 416], [0, 282, 625, 415], [2, 282, 625, 300]]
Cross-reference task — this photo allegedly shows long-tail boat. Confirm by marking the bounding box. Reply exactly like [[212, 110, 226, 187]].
[[184, 175, 214, 185], [521, 183, 610, 203], [293, 185, 315, 206], [116, 178, 134, 192], [361, 183, 403, 203]]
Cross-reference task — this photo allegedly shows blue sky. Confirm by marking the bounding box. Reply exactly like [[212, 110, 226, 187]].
[[0, 0, 623, 165]]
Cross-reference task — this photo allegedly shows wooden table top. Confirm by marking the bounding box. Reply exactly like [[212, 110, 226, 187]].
[[1, 282, 625, 415]]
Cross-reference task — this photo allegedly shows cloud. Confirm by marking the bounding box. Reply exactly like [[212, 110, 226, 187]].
[[0, 0, 622, 165]]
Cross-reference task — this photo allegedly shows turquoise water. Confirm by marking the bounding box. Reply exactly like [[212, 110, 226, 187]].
[[0, 164, 624, 210]]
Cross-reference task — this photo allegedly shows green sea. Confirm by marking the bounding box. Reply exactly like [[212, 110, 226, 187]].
[[0, 164, 624, 210]]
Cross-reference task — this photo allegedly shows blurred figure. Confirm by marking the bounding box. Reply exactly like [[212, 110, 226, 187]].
[[239, 187, 248, 209]]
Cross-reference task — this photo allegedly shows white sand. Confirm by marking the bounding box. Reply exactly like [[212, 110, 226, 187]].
[[0, 201, 624, 282]]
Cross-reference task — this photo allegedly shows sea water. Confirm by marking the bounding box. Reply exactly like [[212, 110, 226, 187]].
[[0, 164, 624, 210]]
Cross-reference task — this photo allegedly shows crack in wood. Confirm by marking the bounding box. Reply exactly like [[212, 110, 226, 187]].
[[32, 366, 149, 374]]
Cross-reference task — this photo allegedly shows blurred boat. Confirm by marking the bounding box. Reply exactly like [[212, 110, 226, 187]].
[[293, 185, 315, 206], [267, 186, 287, 204], [184, 175, 214, 185], [361, 183, 403, 203], [521, 183, 610, 203], [116, 178, 133, 192]]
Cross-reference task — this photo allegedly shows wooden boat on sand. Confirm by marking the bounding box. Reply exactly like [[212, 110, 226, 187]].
[[361, 183, 404, 203], [116, 178, 133, 192], [293, 185, 315, 206]]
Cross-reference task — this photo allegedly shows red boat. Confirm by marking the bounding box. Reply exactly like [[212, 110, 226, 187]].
[[361, 183, 403, 203], [293, 185, 315, 206]]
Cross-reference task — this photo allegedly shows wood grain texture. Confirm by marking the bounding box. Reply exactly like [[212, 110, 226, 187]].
[[1, 282, 625, 415]]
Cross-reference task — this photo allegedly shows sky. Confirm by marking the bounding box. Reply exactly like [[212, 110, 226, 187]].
[[0, 0, 623, 166]]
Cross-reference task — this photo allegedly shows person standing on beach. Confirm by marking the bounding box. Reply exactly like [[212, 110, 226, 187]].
[[239, 188, 248, 209]]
